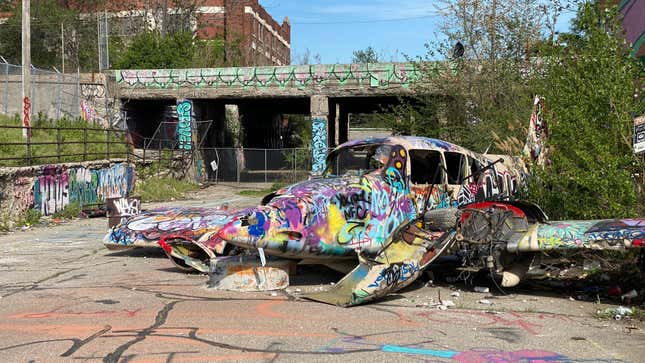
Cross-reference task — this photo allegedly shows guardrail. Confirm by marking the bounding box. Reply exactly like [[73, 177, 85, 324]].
[[0, 124, 130, 166]]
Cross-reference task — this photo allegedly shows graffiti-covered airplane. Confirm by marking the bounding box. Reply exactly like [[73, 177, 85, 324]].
[[104, 99, 644, 306]]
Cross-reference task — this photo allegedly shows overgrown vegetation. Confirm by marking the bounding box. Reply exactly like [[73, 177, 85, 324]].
[[378, 0, 643, 219], [51, 202, 81, 220], [113, 31, 243, 69], [379, 0, 548, 154], [0, 114, 129, 167], [527, 3, 645, 219], [135, 166, 200, 202], [21, 209, 42, 226]]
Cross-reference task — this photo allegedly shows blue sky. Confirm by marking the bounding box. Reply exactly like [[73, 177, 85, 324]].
[[261, 0, 576, 64]]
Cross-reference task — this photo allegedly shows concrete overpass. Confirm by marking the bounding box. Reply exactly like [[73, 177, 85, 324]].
[[113, 62, 432, 173]]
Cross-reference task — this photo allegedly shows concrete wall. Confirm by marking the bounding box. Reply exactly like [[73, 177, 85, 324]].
[[0, 160, 135, 227]]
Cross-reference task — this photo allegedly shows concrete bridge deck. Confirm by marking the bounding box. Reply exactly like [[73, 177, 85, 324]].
[[114, 62, 431, 99]]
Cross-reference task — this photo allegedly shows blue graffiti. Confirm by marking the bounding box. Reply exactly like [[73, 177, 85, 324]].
[[312, 117, 327, 173], [176, 99, 193, 150]]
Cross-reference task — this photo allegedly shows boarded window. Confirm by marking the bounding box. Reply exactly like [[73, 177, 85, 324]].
[[410, 150, 444, 184]]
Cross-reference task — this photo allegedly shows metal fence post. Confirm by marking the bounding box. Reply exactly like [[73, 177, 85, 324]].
[[57, 127, 61, 162], [75, 67, 80, 118], [106, 129, 110, 159], [264, 149, 267, 183], [56, 70, 62, 120], [26, 133, 32, 165], [30, 65, 35, 121], [83, 127, 87, 161], [2, 59, 8, 115]]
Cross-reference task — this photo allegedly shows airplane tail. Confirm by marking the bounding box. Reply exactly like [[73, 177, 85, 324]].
[[523, 95, 549, 167]]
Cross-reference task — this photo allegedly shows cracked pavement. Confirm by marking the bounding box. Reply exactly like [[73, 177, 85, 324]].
[[0, 184, 643, 362]]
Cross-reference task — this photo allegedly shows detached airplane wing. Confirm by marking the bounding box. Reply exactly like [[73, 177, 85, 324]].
[[304, 222, 456, 307]]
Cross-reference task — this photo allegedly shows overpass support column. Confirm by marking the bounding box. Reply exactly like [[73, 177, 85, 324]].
[[225, 104, 242, 148], [310, 95, 329, 174]]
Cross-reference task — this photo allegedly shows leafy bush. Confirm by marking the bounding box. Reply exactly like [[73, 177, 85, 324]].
[[51, 202, 81, 220], [528, 3, 644, 219]]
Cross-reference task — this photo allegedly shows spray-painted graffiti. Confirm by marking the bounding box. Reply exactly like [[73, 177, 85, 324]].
[[22, 96, 31, 138], [322, 334, 574, 362], [80, 100, 106, 128], [512, 218, 645, 251], [80, 84, 106, 99], [176, 99, 193, 150], [111, 197, 141, 216], [21, 163, 135, 216], [116, 63, 424, 90], [311, 117, 327, 173], [104, 207, 242, 248], [523, 95, 549, 166], [104, 135, 645, 306], [12, 177, 35, 213]]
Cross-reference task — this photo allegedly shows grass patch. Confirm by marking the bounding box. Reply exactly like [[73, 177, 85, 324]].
[[238, 181, 289, 197], [51, 202, 82, 220], [22, 208, 42, 226], [0, 114, 129, 166], [136, 176, 199, 202]]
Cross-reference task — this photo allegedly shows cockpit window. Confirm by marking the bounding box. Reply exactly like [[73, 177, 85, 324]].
[[444, 152, 466, 184], [409, 149, 444, 184], [325, 144, 391, 176]]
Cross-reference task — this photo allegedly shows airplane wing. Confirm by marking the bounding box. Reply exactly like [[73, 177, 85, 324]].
[[304, 222, 456, 307]]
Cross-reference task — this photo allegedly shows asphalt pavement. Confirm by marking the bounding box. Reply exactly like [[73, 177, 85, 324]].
[[0, 184, 642, 362]]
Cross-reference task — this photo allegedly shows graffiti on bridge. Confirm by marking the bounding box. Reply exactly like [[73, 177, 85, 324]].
[[176, 99, 193, 150], [116, 63, 425, 90], [311, 117, 327, 173]]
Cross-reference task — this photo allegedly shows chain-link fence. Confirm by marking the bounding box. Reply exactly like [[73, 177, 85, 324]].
[[0, 59, 80, 120], [137, 146, 315, 184], [205, 148, 313, 183]]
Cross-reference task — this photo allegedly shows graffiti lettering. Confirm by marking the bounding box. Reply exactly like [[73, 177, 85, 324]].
[[311, 117, 327, 173], [116, 63, 422, 90], [19, 163, 135, 216], [176, 99, 193, 150]]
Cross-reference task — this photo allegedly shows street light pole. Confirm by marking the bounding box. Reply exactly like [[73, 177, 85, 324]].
[[21, 0, 31, 139]]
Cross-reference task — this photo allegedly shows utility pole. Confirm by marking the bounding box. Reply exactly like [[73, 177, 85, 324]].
[[21, 0, 31, 139]]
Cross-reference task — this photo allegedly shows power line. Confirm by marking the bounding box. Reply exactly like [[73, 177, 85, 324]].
[[289, 14, 438, 25]]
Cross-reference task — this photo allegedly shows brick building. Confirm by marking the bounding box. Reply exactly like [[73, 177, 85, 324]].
[[1, 0, 290, 66], [100, 0, 291, 66]]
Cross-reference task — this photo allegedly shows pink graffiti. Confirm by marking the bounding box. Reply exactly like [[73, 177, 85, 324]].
[[23, 96, 31, 138], [80, 100, 107, 127], [453, 348, 565, 363], [12, 177, 34, 214], [415, 310, 577, 336]]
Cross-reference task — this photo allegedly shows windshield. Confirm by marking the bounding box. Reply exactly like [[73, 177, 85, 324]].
[[325, 144, 392, 176]]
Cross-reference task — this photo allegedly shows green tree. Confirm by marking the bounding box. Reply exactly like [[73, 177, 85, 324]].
[[0, 0, 77, 68], [528, 2, 645, 219], [352, 46, 379, 64], [381, 0, 550, 153], [112, 31, 196, 69], [112, 30, 241, 69]]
